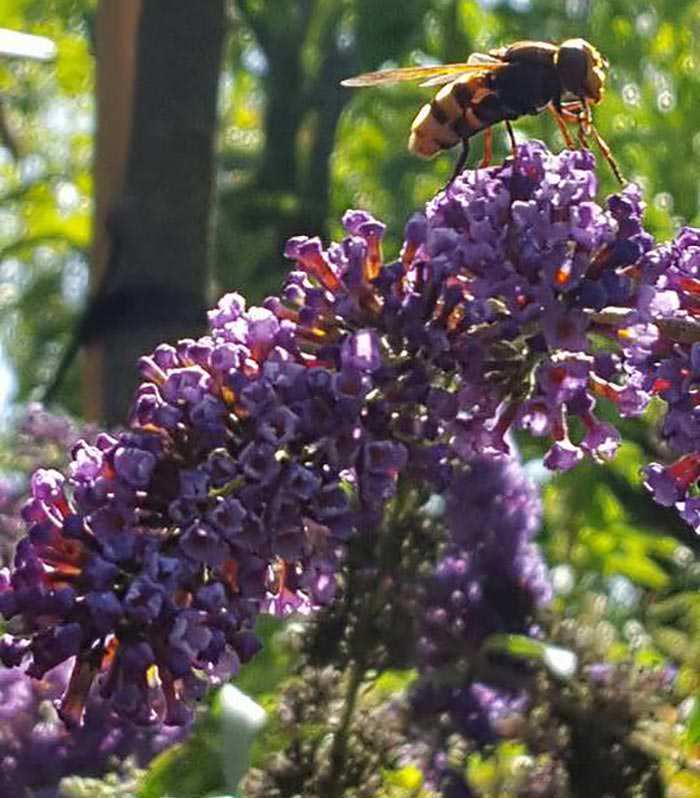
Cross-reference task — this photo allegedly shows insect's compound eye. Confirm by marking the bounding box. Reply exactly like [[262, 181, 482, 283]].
[[558, 38, 606, 102], [557, 40, 589, 97]]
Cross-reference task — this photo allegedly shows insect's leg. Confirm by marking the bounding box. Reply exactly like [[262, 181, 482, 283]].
[[448, 138, 470, 185], [575, 115, 589, 149], [560, 100, 583, 114], [570, 97, 594, 137], [479, 127, 493, 168], [548, 105, 576, 149], [559, 101, 585, 123], [588, 123, 625, 184], [505, 120, 517, 156], [558, 102, 589, 148]]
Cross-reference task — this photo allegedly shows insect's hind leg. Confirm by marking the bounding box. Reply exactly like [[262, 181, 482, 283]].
[[447, 138, 470, 186]]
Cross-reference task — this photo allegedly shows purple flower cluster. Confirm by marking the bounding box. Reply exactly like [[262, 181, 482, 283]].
[[280, 142, 654, 484], [411, 455, 548, 794], [0, 245, 411, 725], [614, 227, 700, 528], [412, 143, 652, 469], [0, 660, 185, 797], [417, 457, 548, 671], [0, 140, 672, 729]]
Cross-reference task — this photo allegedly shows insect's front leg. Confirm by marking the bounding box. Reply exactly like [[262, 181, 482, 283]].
[[548, 104, 576, 149], [447, 138, 470, 186], [580, 97, 594, 134], [588, 123, 625, 184], [558, 100, 589, 148], [505, 120, 517, 156], [560, 100, 624, 184]]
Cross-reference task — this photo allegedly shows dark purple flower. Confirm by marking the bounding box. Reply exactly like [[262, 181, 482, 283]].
[[0, 661, 188, 796], [1, 141, 660, 734], [113, 445, 157, 488], [411, 454, 549, 793]]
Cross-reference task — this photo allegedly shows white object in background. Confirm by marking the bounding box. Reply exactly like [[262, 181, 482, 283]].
[[542, 644, 578, 680], [550, 564, 575, 596], [0, 29, 57, 61], [219, 684, 267, 793]]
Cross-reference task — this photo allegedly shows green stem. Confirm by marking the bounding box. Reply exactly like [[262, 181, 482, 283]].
[[326, 654, 367, 798], [323, 479, 418, 797]]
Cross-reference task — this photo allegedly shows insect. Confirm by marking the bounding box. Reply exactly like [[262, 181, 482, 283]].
[[341, 39, 623, 184]]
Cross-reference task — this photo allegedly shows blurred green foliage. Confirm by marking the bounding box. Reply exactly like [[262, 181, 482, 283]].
[[0, 0, 93, 410], [543, 439, 686, 590]]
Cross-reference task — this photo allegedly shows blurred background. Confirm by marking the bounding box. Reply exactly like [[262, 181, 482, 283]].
[[1, 0, 699, 424]]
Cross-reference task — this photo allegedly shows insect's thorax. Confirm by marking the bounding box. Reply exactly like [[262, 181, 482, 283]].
[[489, 61, 561, 118]]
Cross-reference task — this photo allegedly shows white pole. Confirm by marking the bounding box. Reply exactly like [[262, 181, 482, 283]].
[[0, 28, 56, 61]]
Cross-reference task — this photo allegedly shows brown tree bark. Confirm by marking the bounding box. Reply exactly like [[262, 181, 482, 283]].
[[83, 0, 141, 420], [95, 0, 226, 425]]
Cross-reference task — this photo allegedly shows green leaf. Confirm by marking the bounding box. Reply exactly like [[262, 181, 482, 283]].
[[233, 615, 296, 699], [138, 725, 225, 798], [605, 552, 670, 591], [686, 697, 700, 745], [371, 669, 417, 698], [482, 633, 544, 659], [383, 765, 424, 790]]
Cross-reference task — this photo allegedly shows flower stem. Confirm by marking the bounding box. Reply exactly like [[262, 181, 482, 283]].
[[324, 481, 418, 797], [326, 654, 367, 798]]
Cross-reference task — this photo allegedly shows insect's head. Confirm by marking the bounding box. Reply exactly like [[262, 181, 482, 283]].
[[556, 38, 608, 104]]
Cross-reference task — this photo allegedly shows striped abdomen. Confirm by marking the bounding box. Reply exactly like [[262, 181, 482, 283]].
[[408, 74, 501, 158]]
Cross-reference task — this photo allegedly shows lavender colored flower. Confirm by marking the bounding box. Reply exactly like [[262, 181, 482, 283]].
[[0, 264, 408, 724], [0, 661, 186, 797], [0, 405, 95, 566], [410, 455, 548, 795], [417, 456, 549, 673], [444, 456, 541, 556], [424, 147, 651, 465], [281, 143, 653, 480], [621, 227, 700, 528], [0, 141, 654, 730]]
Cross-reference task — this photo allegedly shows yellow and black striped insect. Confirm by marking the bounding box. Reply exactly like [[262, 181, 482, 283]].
[[342, 39, 622, 184]]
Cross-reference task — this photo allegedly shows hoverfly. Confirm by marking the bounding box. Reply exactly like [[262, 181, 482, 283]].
[[341, 39, 623, 184]]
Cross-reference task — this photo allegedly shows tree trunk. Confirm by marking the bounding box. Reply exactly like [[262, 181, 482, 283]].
[[256, 48, 305, 192], [83, 0, 141, 421], [97, 0, 225, 425]]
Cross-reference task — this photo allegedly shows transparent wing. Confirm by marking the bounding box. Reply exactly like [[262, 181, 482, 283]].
[[467, 52, 502, 65], [419, 72, 472, 87], [419, 54, 504, 86], [340, 61, 503, 87]]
